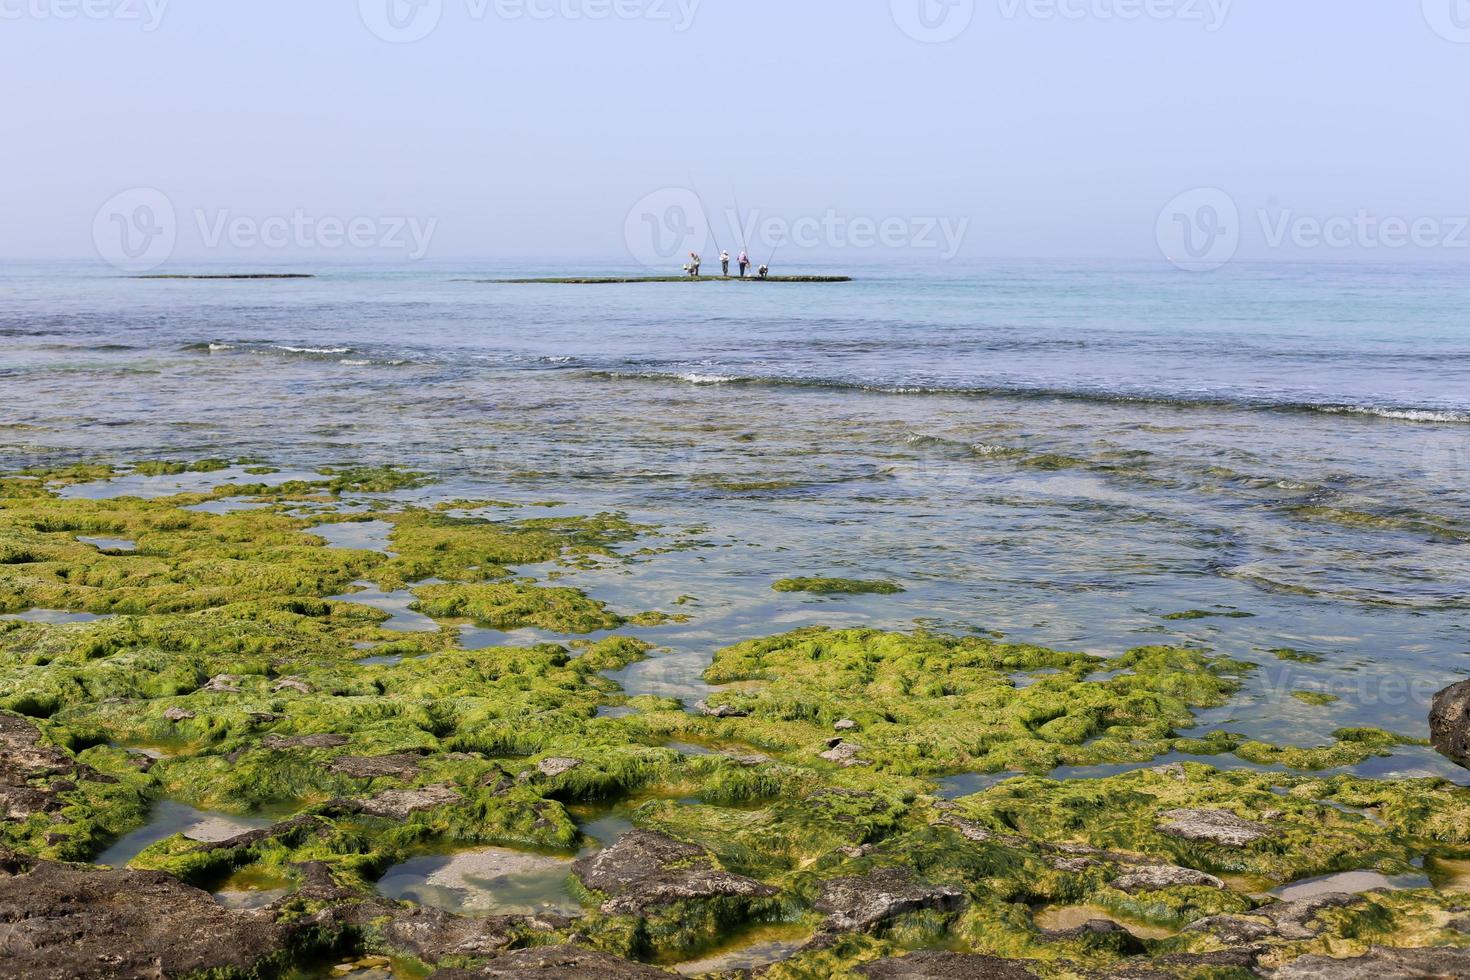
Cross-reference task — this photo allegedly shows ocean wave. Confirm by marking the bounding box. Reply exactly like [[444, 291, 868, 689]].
[[275, 345, 351, 355], [587, 369, 1470, 425]]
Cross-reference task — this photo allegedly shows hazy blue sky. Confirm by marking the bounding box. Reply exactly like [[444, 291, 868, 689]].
[[4, 1, 1469, 266]]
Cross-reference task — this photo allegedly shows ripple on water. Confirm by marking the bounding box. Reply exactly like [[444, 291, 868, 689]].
[[375, 848, 580, 917]]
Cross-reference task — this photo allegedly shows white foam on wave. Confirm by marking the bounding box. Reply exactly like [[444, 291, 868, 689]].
[[1321, 405, 1470, 423], [677, 373, 738, 384], [275, 345, 350, 355]]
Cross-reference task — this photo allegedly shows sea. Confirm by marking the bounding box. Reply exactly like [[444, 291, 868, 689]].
[[2, 258, 1467, 781]]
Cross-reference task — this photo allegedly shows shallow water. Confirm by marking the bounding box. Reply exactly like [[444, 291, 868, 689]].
[[3, 261, 1470, 775], [375, 847, 581, 916], [75, 535, 136, 552], [1269, 869, 1431, 902], [96, 800, 270, 868], [0, 609, 109, 625], [328, 582, 441, 634]]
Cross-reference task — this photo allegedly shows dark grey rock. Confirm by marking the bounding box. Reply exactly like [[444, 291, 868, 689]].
[[1156, 808, 1273, 846], [814, 866, 965, 932], [572, 830, 777, 915], [1430, 679, 1470, 769]]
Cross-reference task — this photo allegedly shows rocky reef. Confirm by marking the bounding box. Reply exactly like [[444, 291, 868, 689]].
[[0, 460, 1467, 978]]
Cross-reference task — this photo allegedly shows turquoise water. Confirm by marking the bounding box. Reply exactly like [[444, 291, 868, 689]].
[[3, 260, 1469, 776]]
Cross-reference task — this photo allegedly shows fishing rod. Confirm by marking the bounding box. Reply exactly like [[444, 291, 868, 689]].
[[730, 184, 752, 264], [689, 181, 723, 259]]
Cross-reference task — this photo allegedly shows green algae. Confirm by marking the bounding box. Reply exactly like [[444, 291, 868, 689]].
[[772, 578, 905, 596], [1290, 691, 1340, 706], [411, 583, 625, 633], [1271, 648, 1326, 664], [699, 628, 1246, 777], [3, 462, 1470, 976]]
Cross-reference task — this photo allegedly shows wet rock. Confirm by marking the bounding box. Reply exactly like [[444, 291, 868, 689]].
[[1156, 808, 1273, 846], [1185, 894, 1360, 944], [265, 733, 350, 750], [694, 700, 748, 719], [835, 719, 858, 732], [814, 866, 966, 933], [429, 944, 674, 977], [935, 810, 1028, 848], [1430, 679, 1470, 769], [0, 848, 317, 979], [537, 757, 583, 778], [1085, 950, 1262, 979], [572, 829, 777, 915], [356, 783, 462, 820], [723, 752, 769, 766], [820, 738, 869, 767], [202, 674, 243, 694], [856, 951, 1041, 978], [329, 753, 425, 779], [1053, 857, 1098, 872], [1041, 918, 1134, 942], [163, 707, 196, 722], [364, 900, 571, 962], [1272, 946, 1470, 978], [272, 676, 313, 694], [188, 815, 327, 854], [1110, 865, 1225, 893], [1, 712, 106, 822]]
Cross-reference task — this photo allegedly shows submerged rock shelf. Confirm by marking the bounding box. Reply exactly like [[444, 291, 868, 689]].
[[482, 275, 855, 284]]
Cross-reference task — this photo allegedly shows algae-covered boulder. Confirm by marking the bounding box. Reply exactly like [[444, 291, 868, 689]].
[[572, 829, 777, 915], [1156, 808, 1274, 847], [1430, 679, 1470, 770], [814, 866, 966, 933]]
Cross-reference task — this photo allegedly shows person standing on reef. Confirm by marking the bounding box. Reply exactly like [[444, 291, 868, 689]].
[[757, 264, 769, 279], [720, 250, 730, 276], [688, 251, 702, 277], [737, 249, 749, 277]]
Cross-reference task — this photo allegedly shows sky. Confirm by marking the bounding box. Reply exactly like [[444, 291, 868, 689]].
[[3, 1, 1470, 268]]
